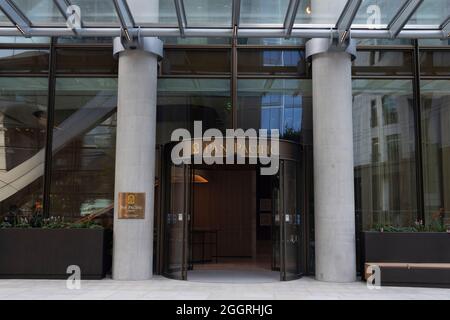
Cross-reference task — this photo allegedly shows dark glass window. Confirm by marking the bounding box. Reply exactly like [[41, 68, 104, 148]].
[[382, 96, 399, 125], [370, 99, 378, 128], [353, 79, 417, 230], [0, 77, 48, 220], [237, 79, 312, 143], [419, 50, 450, 77], [238, 49, 307, 76], [371, 138, 379, 162], [56, 49, 118, 74], [157, 78, 231, 144], [162, 49, 231, 75], [49, 78, 117, 220], [420, 80, 450, 229], [0, 49, 49, 73], [352, 50, 413, 76]]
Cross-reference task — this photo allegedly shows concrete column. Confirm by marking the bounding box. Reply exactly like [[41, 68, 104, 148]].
[[310, 50, 356, 282], [112, 37, 163, 280], [306, 0, 357, 282]]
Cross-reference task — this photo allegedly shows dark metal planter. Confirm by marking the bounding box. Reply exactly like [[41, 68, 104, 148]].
[[0, 228, 111, 279], [362, 232, 450, 288]]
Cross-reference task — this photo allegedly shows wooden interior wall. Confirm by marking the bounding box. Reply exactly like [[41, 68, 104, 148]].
[[193, 169, 256, 258]]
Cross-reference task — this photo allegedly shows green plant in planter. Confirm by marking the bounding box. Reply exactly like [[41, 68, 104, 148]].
[[371, 219, 447, 232], [0, 215, 103, 229], [0, 220, 12, 228], [68, 220, 103, 229], [15, 217, 32, 228], [42, 216, 68, 229]]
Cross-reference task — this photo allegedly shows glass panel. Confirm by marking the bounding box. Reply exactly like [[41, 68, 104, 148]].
[[240, 0, 290, 25], [419, 50, 450, 76], [0, 77, 48, 223], [127, 0, 178, 26], [163, 163, 190, 280], [56, 49, 118, 74], [352, 50, 413, 76], [356, 38, 413, 46], [281, 160, 302, 280], [184, 0, 232, 27], [160, 37, 231, 45], [237, 79, 312, 144], [407, 0, 450, 27], [0, 36, 51, 44], [49, 78, 117, 220], [418, 39, 450, 47], [157, 79, 231, 144], [353, 0, 408, 28], [353, 79, 418, 230], [295, 0, 347, 25], [0, 49, 49, 73], [238, 49, 307, 75], [57, 37, 113, 44], [271, 169, 281, 273], [420, 80, 450, 230], [162, 49, 231, 75], [13, 0, 66, 26], [238, 38, 306, 46], [71, 0, 119, 26], [0, 10, 13, 25]]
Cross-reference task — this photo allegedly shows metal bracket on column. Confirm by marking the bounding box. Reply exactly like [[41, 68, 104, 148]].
[[305, 31, 357, 62], [113, 31, 164, 61]]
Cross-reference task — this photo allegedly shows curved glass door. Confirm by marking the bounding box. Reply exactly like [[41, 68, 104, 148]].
[[163, 163, 192, 280], [280, 159, 303, 280]]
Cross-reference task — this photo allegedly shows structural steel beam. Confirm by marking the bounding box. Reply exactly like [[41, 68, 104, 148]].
[[283, 0, 300, 38], [0, 26, 445, 39], [336, 0, 362, 44], [113, 0, 135, 41], [174, 0, 187, 37], [232, 0, 240, 27], [388, 0, 423, 38], [0, 0, 30, 36]]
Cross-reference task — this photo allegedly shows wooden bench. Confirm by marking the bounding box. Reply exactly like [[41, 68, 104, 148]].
[[365, 262, 450, 288]]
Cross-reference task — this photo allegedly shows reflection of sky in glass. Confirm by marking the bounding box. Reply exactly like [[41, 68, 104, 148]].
[[260, 94, 302, 135], [263, 50, 301, 67]]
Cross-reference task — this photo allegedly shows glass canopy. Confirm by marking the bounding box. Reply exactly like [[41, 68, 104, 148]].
[[0, 0, 448, 39]]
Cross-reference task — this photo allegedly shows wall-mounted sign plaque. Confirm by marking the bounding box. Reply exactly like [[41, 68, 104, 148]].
[[118, 192, 145, 219]]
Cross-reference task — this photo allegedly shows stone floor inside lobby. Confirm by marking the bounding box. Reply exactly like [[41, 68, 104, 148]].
[[0, 276, 448, 300]]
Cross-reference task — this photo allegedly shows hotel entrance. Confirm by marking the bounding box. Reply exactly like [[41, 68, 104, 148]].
[[159, 140, 307, 282]]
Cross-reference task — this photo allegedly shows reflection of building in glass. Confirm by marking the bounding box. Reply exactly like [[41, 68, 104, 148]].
[[353, 79, 417, 230]]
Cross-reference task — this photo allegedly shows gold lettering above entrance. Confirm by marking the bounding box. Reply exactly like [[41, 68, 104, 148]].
[[118, 192, 145, 219]]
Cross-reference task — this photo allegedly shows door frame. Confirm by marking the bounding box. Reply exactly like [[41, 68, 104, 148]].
[[158, 139, 306, 281]]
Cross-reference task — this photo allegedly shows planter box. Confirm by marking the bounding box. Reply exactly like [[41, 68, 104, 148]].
[[362, 232, 450, 287], [0, 228, 111, 279]]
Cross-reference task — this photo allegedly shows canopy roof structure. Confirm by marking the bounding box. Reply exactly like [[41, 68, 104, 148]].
[[0, 0, 448, 41]]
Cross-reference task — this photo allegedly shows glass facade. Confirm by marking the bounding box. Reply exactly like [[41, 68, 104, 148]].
[[0, 32, 447, 275], [353, 40, 450, 231], [49, 78, 117, 220], [13, 0, 66, 26], [157, 78, 231, 144], [0, 49, 49, 74], [353, 79, 418, 230], [0, 77, 48, 218], [420, 80, 450, 229], [237, 79, 312, 143]]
